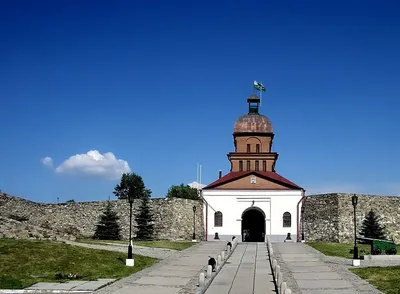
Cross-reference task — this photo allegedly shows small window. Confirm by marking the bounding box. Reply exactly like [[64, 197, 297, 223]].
[[255, 160, 259, 171], [263, 160, 267, 172], [215, 211, 223, 227], [283, 212, 291, 227], [239, 160, 243, 171], [247, 144, 251, 153], [247, 160, 251, 171], [256, 144, 260, 153]]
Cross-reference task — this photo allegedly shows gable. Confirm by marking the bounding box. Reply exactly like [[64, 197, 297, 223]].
[[203, 171, 303, 190], [215, 174, 291, 190]]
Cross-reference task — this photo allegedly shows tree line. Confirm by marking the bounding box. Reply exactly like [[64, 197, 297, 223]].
[[93, 172, 200, 241]]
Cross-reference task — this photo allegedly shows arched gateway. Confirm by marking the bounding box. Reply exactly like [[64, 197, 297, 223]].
[[241, 206, 266, 242]]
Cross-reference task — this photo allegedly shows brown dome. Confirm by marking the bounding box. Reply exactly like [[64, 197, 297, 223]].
[[234, 114, 273, 134]]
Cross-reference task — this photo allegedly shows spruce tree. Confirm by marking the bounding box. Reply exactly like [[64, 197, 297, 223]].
[[359, 210, 386, 240], [134, 193, 154, 240], [93, 202, 121, 240]]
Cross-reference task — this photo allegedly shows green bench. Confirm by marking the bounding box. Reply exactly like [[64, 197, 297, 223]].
[[357, 237, 397, 255]]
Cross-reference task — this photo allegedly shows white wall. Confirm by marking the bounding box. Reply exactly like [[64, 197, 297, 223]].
[[202, 190, 302, 241]]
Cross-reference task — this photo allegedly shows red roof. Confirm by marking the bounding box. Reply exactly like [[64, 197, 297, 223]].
[[203, 171, 303, 190]]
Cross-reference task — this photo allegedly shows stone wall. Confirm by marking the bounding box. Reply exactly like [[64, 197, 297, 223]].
[[301, 194, 340, 242], [302, 193, 400, 244], [0, 192, 204, 241], [0, 216, 77, 241], [337, 194, 400, 243]]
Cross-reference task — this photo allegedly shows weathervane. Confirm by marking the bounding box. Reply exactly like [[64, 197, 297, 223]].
[[253, 80, 266, 107]]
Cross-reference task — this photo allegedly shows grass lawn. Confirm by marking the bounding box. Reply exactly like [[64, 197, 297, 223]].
[[0, 239, 158, 289], [307, 242, 399, 259], [350, 266, 400, 294], [77, 239, 196, 251]]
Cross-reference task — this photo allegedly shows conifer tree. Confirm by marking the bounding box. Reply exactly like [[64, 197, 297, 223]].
[[93, 202, 121, 240], [134, 191, 154, 240], [359, 209, 386, 240]]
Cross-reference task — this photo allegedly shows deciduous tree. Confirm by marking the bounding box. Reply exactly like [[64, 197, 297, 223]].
[[166, 184, 199, 200], [113, 173, 149, 200]]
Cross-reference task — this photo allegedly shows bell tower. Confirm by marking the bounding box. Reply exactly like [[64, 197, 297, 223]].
[[228, 94, 278, 173]]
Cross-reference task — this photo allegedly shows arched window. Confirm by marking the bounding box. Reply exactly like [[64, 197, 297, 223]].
[[283, 212, 291, 227], [214, 211, 223, 227]]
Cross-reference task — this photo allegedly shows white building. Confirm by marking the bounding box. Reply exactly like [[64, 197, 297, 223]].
[[202, 94, 305, 242]]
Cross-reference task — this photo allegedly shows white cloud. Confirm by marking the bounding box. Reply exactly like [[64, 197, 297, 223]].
[[188, 181, 206, 189], [41, 150, 131, 180], [41, 156, 53, 168]]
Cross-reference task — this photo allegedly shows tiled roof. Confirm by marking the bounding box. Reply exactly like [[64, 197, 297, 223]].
[[202, 171, 303, 190]]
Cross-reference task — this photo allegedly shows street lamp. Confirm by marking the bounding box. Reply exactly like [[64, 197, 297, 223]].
[[301, 205, 305, 242], [125, 187, 134, 266], [352, 194, 359, 260], [192, 205, 197, 241]]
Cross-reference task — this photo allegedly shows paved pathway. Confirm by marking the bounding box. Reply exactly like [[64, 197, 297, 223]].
[[23, 279, 116, 292], [273, 242, 382, 294], [94, 241, 228, 294], [205, 243, 275, 294], [63, 240, 177, 259]]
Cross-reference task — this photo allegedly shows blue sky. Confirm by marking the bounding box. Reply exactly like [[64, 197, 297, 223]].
[[1, 1, 399, 203]]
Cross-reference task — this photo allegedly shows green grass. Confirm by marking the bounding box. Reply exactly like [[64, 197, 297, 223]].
[[77, 239, 196, 251], [307, 242, 399, 259], [0, 239, 158, 289], [350, 266, 400, 294]]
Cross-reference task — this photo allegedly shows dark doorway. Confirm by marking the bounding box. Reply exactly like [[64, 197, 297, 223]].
[[241, 208, 266, 242]]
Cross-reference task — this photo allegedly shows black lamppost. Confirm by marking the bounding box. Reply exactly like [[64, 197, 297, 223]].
[[352, 194, 359, 259], [301, 205, 305, 242], [192, 205, 196, 240], [125, 187, 133, 260]]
